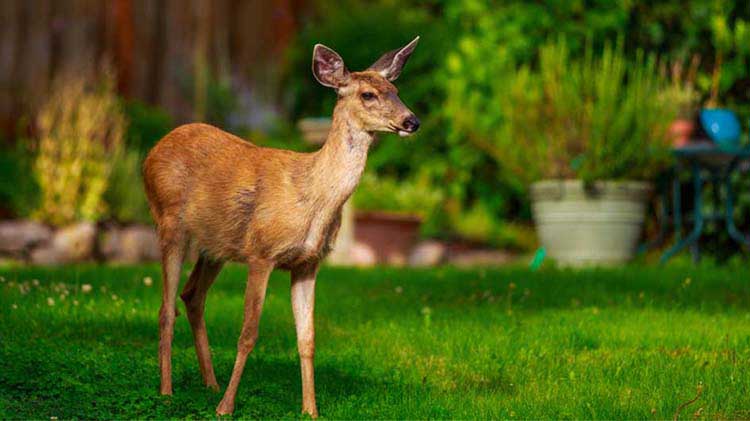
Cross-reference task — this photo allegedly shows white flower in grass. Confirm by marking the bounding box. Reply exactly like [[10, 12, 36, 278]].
[[143, 276, 153, 287], [11, 304, 17, 309], [0, 276, 5, 282], [73, 300, 79, 306], [111, 294, 118, 301], [32, 279, 40, 287], [395, 286, 403, 294], [59, 294, 66, 301], [47, 297, 55, 306], [81, 284, 93, 293]]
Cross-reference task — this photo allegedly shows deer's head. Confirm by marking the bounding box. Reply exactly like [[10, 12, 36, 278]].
[[312, 37, 420, 137]]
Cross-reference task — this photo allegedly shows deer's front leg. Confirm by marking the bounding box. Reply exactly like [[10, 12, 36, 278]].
[[291, 264, 319, 418], [216, 259, 273, 415]]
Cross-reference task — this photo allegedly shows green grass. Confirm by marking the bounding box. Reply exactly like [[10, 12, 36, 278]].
[[1, 263, 749, 419]]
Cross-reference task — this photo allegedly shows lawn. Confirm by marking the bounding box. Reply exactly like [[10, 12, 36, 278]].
[[1, 263, 749, 419]]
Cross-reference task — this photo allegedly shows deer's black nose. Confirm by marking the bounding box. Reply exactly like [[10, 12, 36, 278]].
[[402, 115, 420, 133]]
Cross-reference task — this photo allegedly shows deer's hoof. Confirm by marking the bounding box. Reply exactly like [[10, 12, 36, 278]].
[[302, 407, 319, 419], [216, 400, 234, 416]]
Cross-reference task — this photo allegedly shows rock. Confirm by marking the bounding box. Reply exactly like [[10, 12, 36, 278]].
[[408, 240, 446, 267], [0, 220, 52, 255], [119, 225, 160, 263], [101, 225, 160, 263], [99, 226, 122, 260], [447, 249, 514, 267], [30, 222, 96, 265], [349, 241, 377, 267]]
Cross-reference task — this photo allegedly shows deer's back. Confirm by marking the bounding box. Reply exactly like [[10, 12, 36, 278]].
[[143, 123, 331, 264]]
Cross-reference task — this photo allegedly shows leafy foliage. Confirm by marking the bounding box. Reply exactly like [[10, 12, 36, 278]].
[[123, 100, 173, 153], [0, 143, 39, 218], [104, 148, 152, 224], [447, 38, 679, 185], [32, 72, 125, 226], [353, 172, 443, 217]]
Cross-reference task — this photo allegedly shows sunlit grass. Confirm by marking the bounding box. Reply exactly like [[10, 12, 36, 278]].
[[1, 263, 749, 419]]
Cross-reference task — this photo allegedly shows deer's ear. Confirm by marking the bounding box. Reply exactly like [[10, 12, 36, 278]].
[[368, 36, 420, 81], [312, 44, 350, 89]]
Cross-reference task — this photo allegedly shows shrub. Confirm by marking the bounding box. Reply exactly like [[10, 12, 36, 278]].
[[446, 37, 680, 186], [104, 148, 152, 224], [123, 100, 173, 152], [33, 72, 125, 226], [0, 143, 39, 218], [353, 171, 443, 219]]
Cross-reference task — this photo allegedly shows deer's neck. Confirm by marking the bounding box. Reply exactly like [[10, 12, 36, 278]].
[[309, 106, 373, 205]]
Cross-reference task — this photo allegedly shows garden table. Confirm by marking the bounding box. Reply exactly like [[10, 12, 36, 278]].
[[656, 142, 750, 263]]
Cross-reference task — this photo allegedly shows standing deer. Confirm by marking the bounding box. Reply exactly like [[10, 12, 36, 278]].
[[143, 37, 420, 417]]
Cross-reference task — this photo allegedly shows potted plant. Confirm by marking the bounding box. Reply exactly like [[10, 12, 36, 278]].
[[352, 172, 442, 265], [698, 11, 748, 149], [666, 57, 700, 147], [453, 38, 679, 266]]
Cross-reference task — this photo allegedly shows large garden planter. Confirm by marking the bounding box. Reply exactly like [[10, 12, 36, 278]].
[[354, 211, 422, 266], [530, 180, 652, 266]]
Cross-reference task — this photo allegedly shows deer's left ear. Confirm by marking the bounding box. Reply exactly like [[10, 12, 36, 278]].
[[368, 36, 420, 82], [312, 44, 350, 89]]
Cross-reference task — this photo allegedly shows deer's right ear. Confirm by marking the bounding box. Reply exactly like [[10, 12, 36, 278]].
[[312, 44, 350, 89]]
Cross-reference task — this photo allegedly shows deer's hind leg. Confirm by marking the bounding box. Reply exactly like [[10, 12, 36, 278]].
[[157, 214, 188, 396], [181, 255, 224, 391]]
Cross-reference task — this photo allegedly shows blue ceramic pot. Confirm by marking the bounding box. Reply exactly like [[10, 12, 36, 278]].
[[700, 108, 741, 149]]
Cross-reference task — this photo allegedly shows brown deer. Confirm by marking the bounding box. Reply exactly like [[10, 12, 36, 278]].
[[143, 37, 420, 417]]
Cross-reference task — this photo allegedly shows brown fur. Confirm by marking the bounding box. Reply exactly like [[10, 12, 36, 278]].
[[144, 43, 418, 417]]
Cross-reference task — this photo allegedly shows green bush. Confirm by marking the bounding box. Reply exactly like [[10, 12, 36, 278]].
[[447, 37, 680, 186], [33, 72, 125, 226], [123, 100, 173, 152], [353, 171, 443, 218], [104, 148, 152, 225], [0, 143, 39, 218]]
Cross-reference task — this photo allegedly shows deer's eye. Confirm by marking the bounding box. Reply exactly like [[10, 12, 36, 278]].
[[360, 92, 376, 101]]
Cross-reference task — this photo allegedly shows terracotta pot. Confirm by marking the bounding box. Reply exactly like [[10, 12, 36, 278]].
[[354, 211, 422, 266], [668, 118, 695, 147]]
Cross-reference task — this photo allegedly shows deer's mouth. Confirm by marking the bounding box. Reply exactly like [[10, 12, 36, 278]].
[[388, 124, 416, 138]]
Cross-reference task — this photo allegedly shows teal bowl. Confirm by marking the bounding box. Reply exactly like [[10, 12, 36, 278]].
[[700, 108, 741, 149]]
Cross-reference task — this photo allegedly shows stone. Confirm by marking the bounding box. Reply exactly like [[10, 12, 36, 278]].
[[408, 240, 446, 267], [119, 225, 160, 263], [446, 249, 513, 267], [0, 220, 52, 255], [349, 241, 377, 267], [30, 222, 96, 265], [101, 225, 160, 263]]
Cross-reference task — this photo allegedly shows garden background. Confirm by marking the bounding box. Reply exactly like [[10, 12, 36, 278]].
[[2, 1, 750, 419], [1, 0, 749, 261]]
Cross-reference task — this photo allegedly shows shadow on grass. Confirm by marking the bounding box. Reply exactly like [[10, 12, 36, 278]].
[[0, 335, 373, 419]]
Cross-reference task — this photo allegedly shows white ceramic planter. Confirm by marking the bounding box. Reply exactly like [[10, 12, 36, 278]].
[[531, 180, 652, 266]]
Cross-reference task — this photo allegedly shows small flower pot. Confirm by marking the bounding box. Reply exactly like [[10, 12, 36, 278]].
[[668, 118, 695, 148], [354, 211, 422, 266], [531, 180, 652, 266]]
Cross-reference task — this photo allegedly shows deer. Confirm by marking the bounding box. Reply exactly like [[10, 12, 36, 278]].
[[142, 37, 420, 417]]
